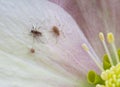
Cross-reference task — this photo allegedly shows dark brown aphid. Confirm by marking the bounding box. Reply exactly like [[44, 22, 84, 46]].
[[30, 26, 43, 53], [30, 27, 42, 38], [30, 48, 35, 53]]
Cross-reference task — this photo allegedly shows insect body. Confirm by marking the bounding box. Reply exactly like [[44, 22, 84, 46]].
[[30, 27, 42, 38], [30, 26, 43, 53], [51, 26, 60, 37], [50, 26, 65, 43], [30, 48, 35, 53]]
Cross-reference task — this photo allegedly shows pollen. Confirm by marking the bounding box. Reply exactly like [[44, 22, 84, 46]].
[[101, 63, 120, 87]]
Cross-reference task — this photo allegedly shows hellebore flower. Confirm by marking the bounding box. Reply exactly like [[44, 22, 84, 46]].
[[50, 0, 120, 87], [0, 0, 96, 87], [1, 0, 120, 87]]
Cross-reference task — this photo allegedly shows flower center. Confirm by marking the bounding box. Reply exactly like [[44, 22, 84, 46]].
[[100, 63, 120, 87], [82, 32, 120, 87]]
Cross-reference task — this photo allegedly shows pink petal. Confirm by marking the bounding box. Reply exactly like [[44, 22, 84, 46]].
[[76, 0, 120, 57], [49, 0, 82, 27], [50, 0, 120, 59]]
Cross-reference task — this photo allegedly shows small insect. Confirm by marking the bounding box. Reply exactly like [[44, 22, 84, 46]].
[[30, 48, 35, 53], [51, 26, 60, 37], [30, 26, 42, 38], [29, 25, 43, 53], [50, 26, 65, 43]]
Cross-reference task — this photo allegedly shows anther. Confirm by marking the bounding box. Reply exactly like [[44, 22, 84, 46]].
[[107, 33, 114, 43], [101, 63, 120, 87], [99, 32, 104, 41], [107, 32, 119, 64], [82, 43, 104, 71], [96, 84, 105, 87], [82, 43, 89, 51], [99, 32, 114, 66]]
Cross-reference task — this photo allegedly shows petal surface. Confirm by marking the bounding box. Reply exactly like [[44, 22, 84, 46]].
[[50, 0, 120, 59], [76, 0, 120, 57], [0, 0, 98, 87]]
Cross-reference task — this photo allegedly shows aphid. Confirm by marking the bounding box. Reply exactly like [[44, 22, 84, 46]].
[[50, 25, 65, 43], [30, 25, 45, 43], [51, 26, 60, 37], [30, 26, 42, 38], [30, 48, 35, 53], [29, 25, 43, 53]]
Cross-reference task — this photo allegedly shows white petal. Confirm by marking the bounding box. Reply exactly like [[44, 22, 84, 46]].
[[0, 0, 98, 87]]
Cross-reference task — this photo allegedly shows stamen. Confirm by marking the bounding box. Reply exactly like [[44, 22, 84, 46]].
[[82, 43, 89, 51], [82, 43, 104, 71], [96, 84, 105, 87], [107, 33, 119, 64], [107, 33, 114, 43], [99, 32, 114, 66], [99, 32, 104, 41], [101, 63, 120, 87]]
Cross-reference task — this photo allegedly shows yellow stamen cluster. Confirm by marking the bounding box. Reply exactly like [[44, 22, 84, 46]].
[[99, 32, 120, 87], [100, 63, 120, 87], [82, 32, 120, 87]]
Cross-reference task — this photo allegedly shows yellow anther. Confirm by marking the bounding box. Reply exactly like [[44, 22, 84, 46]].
[[100, 63, 120, 87], [82, 43, 89, 51], [99, 32, 114, 66], [107, 33, 114, 43], [99, 32, 104, 41], [101, 71, 108, 80], [107, 33, 119, 63], [82, 43, 104, 71], [96, 84, 105, 87]]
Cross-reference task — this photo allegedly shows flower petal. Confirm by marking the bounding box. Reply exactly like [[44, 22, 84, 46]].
[[49, 0, 120, 54], [49, 0, 82, 27], [0, 0, 99, 86], [48, 0, 101, 73]]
